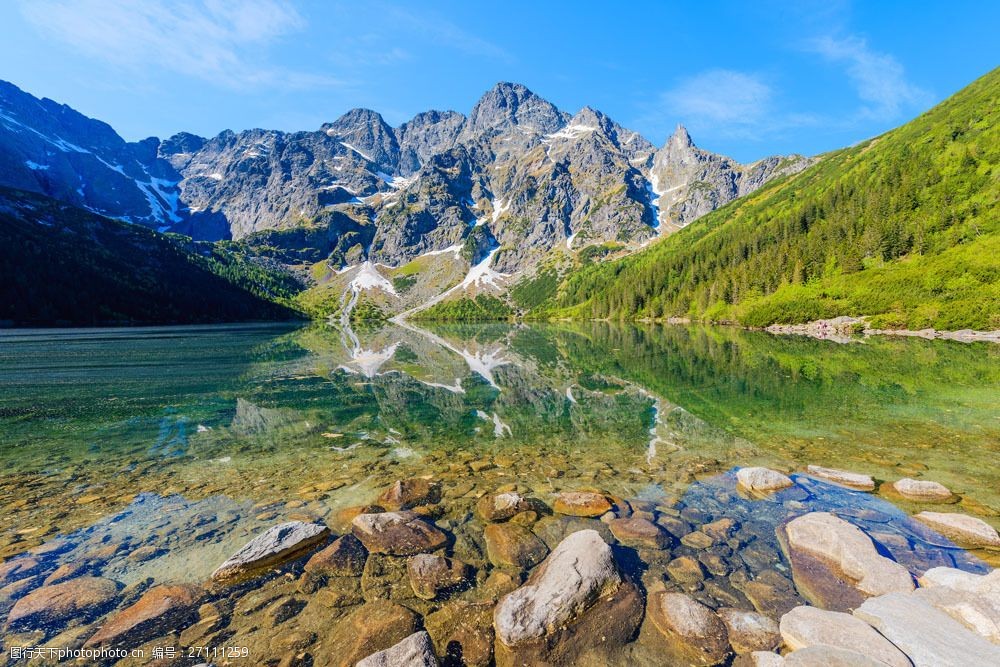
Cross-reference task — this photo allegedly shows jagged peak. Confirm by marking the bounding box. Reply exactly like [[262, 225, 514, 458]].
[[669, 123, 694, 149], [321, 107, 392, 134], [465, 81, 566, 135]]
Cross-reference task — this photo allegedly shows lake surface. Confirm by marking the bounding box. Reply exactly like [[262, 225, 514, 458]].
[[1, 322, 998, 663]]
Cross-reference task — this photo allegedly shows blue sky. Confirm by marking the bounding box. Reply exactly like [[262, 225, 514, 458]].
[[1, 0, 997, 162]]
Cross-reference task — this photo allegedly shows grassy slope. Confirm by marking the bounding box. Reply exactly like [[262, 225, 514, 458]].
[[540, 68, 1000, 330], [0, 187, 303, 326]]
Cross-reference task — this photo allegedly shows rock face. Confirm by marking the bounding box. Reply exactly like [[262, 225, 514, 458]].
[[303, 534, 368, 579], [806, 465, 876, 492], [854, 591, 1000, 666], [913, 512, 1000, 548], [406, 554, 471, 600], [552, 491, 612, 517], [6, 577, 119, 631], [647, 591, 731, 666], [780, 512, 914, 611], [719, 608, 780, 654], [85, 584, 202, 648], [737, 468, 794, 494], [493, 530, 642, 665], [356, 630, 439, 667], [483, 523, 549, 570], [892, 478, 953, 502], [778, 605, 911, 667], [212, 521, 329, 581], [352, 511, 447, 556]]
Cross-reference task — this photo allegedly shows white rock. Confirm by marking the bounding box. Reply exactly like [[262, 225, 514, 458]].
[[892, 478, 952, 501], [784, 512, 914, 597], [918, 566, 987, 592], [914, 512, 1000, 548], [737, 467, 794, 493], [779, 605, 910, 667], [913, 584, 1000, 644], [783, 645, 886, 666], [212, 521, 328, 580], [356, 630, 438, 667], [740, 652, 785, 667], [806, 465, 875, 491], [493, 529, 620, 646], [855, 591, 1000, 666]]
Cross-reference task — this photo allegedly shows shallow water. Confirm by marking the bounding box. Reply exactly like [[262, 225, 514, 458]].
[[1, 321, 998, 664]]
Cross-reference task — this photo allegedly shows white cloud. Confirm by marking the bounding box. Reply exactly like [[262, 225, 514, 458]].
[[662, 69, 774, 130], [807, 35, 931, 119], [19, 0, 339, 90]]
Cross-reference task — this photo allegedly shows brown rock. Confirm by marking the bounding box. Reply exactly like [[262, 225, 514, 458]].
[[552, 491, 612, 517], [609, 516, 672, 549], [304, 534, 368, 578], [7, 577, 119, 631], [323, 600, 421, 667], [407, 554, 471, 600], [378, 478, 441, 511], [647, 591, 731, 666], [703, 518, 737, 541], [718, 608, 780, 654], [425, 600, 495, 667], [667, 556, 705, 584], [43, 561, 96, 586], [0, 557, 42, 586], [362, 554, 414, 602], [352, 511, 447, 556], [85, 584, 202, 648], [484, 523, 548, 570], [476, 492, 529, 522], [681, 530, 715, 549]]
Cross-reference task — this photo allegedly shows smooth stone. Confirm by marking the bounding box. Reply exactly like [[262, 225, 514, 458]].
[[406, 554, 471, 600], [892, 478, 953, 502], [667, 556, 706, 584], [324, 600, 421, 667], [493, 530, 642, 666], [609, 516, 671, 549], [855, 591, 1000, 666], [718, 608, 780, 654], [781, 512, 913, 610], [476, 492, 528, 522], [552, 491, 612, 517], [6, 577, 119, 631], [647, 591, 731, 666], [779, 605, 910, 667], [85, 584, 202, 648], [681, 531, 715, 550], [912, 584, 1000, 643], [304, 534, 368, 578], [703, 517, 738, 541], [483, 523, 548, 570], [783, 645, 886, 667], [352, 512, 447, 556], [424, 601, 495, 667], [914, 512, 1000, 548], [733, 652, 786, 667], [737, 467, 793, 494], [806, 465, 876, 492], [378, 479, 441, 511], [43, 561, 95, 586], [917, 566, 997, 593], [356, 630, 438, 667], [212, 521, 329, 581]]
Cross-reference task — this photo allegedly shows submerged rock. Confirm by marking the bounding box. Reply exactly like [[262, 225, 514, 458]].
[[476, 492, 529, 522], [425, 600, 495, 667], [303, 534, 368, 579], [609, 516, 672, 549], [378, 478, 441, 511], [85, 584, 202, 648], [406, 554, 471, 600], [351, 511, 447, 556], [647, 591, 731, 666], [778, 605, 910, 667], [914, 512, 1000, 548], [718, 608, 780, 654], [892, 478, 954, 502], [737, 468, 793, 495], [356, 630, 439, 667], [324, 599, 421, 667], [212, 521, 329, 581], [552, 491, 612, 517], [806, 465, 875, 492], [780, 512, 913, 611], [493, 529, 642, 665], [483, 523, 548, 570], [6, 577, 119, 631]]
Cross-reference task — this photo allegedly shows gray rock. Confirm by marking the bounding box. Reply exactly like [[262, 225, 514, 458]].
[[854, 591, 1000, 666], [737, 467, 794, 494], [913, 512, 1000, 548], [352, 511, 448, 556], [892, 478, 953, 501], [783, 645, 886, 667], [806, 465, 876, 491], [913, 583, 1000, 643], [356, 630, 439, 667], [211, 521, 329, 581], [779, 605, 911, 667]]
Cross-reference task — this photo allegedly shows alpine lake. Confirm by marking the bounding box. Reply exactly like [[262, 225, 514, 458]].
[[0, 321, 998, 666]]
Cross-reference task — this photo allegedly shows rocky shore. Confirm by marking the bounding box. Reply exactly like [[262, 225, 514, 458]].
[[764, 316, 1000, 344], [1, 464, 998, 666]]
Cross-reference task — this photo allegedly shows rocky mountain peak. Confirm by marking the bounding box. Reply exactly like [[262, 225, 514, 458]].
[[464, 81, 567, 137], [668, 123, 694, 150], [321, 107, 399, 171]]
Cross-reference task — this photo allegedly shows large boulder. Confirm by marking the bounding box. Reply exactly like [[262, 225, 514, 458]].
[[913, 583, 1000, 643], [647, 591, 731, 666], [778, 512, 913, 611], [351, 512, 447, 556], [212, 521, 329, 581], [806, 465, 875, 492], [6, 577, 119, 631], [855, 591, 1000, 666], [737, 468, 793, 495], [356, 630, 439, 667], [778, 605, 910, 667], [493, 529, 642, 666], [783, 645, 886, 666], [85, 584, 202, 648], [913, 512, 1000, 548]]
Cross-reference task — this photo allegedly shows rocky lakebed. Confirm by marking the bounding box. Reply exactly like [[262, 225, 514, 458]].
[[1, 462, 998, 667]]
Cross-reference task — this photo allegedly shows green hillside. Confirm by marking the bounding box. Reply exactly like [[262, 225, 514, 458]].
[[0, 188, 304, 326], [540, 68, 1000, 330]]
